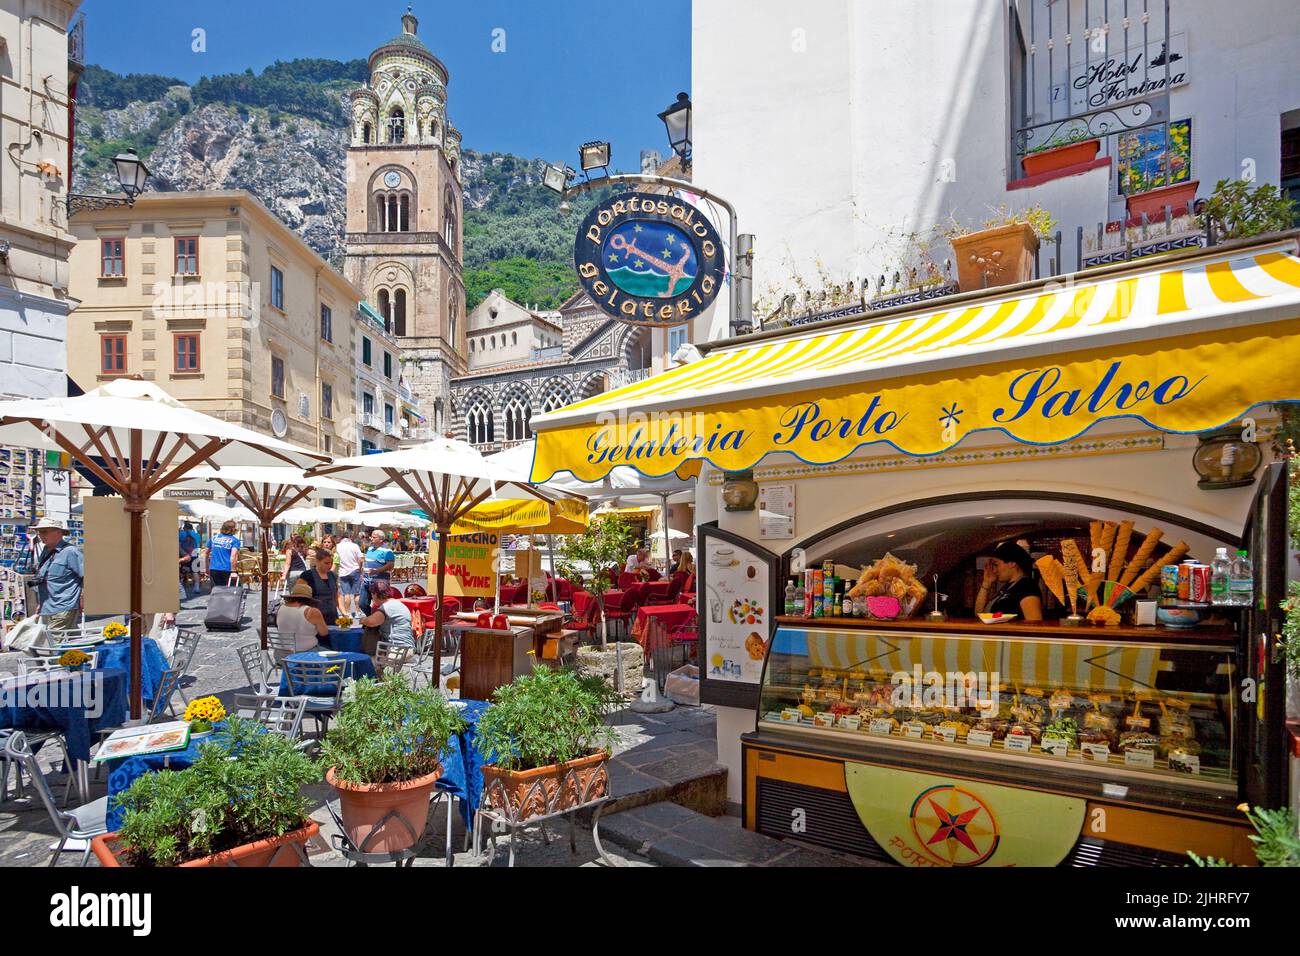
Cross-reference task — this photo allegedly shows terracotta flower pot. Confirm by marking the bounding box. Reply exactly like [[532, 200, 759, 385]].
[[482, 751, 610, 822], [949, 222, 1039, 293], [326, 766, 440, 854], [1125, 179, 1199, 221], [1021, 139, 1100, 177], [91, 821, 319, 867]]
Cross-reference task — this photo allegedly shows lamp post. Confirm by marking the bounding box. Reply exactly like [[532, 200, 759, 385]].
[[658, 91, 692, 165], [65, 147, 150, 217]]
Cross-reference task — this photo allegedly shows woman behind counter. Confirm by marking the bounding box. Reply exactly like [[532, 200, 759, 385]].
[[975, 541, 1043, 622]]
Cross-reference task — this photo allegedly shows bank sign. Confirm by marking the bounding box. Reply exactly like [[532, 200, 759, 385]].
[[575, 192, 726, 326]]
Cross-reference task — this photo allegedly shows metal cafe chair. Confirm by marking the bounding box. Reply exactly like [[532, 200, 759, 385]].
[[374, 641, 413, 678], [170, 628, 203, 705], [282, 658, 348, 737], [3, 732, 108, 866], [236, 643, 276, 696], [232, 693, 308, 743]]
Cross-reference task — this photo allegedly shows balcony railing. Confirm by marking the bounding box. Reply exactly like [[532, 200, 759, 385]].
[[764, 205, 1219, 331]]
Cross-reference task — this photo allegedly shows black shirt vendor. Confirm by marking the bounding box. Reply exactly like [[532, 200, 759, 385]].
[[974, 541, 1044, 622]]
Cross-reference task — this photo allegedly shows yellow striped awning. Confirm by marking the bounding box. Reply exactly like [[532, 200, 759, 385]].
[[531, 240, 1300, 481]]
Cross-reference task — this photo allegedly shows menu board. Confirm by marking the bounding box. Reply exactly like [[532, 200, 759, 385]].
[[758, 483, 795, 540], [92, 721, 192, 761], [698, 524, 780, 708]]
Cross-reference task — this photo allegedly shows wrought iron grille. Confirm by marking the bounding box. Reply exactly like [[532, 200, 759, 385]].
[[1011, 0, 1180, 187]]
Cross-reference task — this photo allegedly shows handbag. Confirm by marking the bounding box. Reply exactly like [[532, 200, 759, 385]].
[[7, 615, 49, 652]]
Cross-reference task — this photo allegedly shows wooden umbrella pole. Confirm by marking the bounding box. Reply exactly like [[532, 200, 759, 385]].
[[260, 521, 271, 649], [127, 431, 144, 720], [433, 520, 448, 682]]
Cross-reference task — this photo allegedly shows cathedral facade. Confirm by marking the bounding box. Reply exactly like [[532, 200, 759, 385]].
[[344, 9, 465, 435]]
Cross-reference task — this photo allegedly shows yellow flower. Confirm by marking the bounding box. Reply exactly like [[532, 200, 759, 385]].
[[57, 649, 91, 667], [102, 622, 129, 639], [1237, 802, 1251, 813], [183, 696, 226, 724]]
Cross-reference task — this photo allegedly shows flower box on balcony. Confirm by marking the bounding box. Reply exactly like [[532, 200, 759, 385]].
[[1021, 139, 1100, 178], [949, 222, 1039, 293], [1125, 179, 1199, 221]]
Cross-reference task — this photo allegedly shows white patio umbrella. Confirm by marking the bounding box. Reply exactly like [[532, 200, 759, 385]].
[[307, 437, 547, 678], [0, 379, 322, 717], [279, 505, 360, 525], [180, 467, 372, 647], [179, 500, 256, 523]]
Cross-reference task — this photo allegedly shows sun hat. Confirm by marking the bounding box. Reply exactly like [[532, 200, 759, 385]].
[[287, 579, 315, 600], [29, 517, 69, 532]]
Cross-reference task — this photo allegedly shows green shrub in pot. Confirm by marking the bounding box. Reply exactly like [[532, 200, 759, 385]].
[[109, 716, 320, 866], [475, 667, 622, 772]]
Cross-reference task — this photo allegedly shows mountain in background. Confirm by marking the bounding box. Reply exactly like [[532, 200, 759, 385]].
[[73, 61, 604, 310]]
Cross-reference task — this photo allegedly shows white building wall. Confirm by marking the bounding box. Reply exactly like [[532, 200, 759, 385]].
[[692, 0, 1300, 331]]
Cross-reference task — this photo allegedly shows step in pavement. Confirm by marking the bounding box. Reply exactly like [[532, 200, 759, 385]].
[[599, 800, 882, 867]]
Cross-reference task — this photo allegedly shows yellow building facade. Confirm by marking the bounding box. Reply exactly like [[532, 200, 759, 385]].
[[67, 190, 360, 454]]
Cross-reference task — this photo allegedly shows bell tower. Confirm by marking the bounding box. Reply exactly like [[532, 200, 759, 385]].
[[344, 8, 466, 431]]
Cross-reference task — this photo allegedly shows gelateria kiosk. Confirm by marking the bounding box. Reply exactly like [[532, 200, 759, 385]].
[[530, 235, 1300, 866]]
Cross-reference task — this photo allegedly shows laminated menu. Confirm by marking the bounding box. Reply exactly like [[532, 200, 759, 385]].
[[92, 721, 192, 761]]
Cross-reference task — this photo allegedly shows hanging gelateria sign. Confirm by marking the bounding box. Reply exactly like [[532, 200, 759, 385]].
[[575, 192, 726, 326]]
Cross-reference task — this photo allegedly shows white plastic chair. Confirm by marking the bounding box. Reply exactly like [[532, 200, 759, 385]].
[[3, 732, 107, 866]]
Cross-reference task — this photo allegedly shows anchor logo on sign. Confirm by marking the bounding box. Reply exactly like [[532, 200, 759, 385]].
[[608, 233, 692, 298]]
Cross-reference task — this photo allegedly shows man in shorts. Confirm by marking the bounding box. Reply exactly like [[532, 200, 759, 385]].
[[334, 531, 364, 615]]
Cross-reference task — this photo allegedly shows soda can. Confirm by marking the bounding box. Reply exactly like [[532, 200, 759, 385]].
[[1177, 561, 1195, 601], [1160, 565, 1179, 598], [1190, 564, 1211, 603]]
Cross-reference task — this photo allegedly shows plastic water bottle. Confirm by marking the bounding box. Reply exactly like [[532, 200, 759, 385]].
[[1229, 549, 1253, 607], [785, 578, 797, 616], [1209, 548, 1231, 605], [794, 577, 806, 617]]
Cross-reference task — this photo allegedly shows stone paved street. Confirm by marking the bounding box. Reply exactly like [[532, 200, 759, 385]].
[[0, 591, 730, 868]]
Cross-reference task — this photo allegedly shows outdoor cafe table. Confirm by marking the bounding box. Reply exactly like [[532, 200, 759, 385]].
[[320, 627, 365, 654], [640, 580, 672, 602], [0, 667, 128, 763], [436, 698, 491, 832], [400, 596, 438, 620], [96, 637, 170, 706], [631, 604, 696, 646], [278, 650, 375, 695]]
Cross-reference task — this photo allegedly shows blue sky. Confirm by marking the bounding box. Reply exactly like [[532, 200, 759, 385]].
[[79, 0, 691, 165]]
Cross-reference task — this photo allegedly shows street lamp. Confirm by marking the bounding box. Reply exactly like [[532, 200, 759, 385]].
[[66, 147, 150, 216], [579, 141, 611, 179], [658, 92, 692, 162]]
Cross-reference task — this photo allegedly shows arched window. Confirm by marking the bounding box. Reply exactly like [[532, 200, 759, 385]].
[[388, 108, 405, 143], [512, 331, 517, 346], [377, 289, 391, 331], [375, 195, 386, 232], [490, 336, 496, 349], [466, 404, 494, 445], [399, 193, 410, 232], [449, 296, 458, 344], [504, 395, 531, 442], [362, 122, 373, 144], [542, 381, 573, 413], [394, 289, 407, 336], [469, 339, 475, 353]]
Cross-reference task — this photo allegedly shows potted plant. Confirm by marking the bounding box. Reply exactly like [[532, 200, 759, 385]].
[[559, 513, 645, 694], [945, 205, 1056, 292], [1120, 120, 1196, 219], [1189, 803, 1300, 867], [101, 621, 128, 640], [92, 717, 321, 867], [1021, 134, 1100, 178], [183, 695, 225, 739], [321, 673, 466, 854], [1200, 177, 1298, 240], [475, 667, 622, 822]]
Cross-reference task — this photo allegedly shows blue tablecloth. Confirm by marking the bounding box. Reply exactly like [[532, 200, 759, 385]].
[[278, 650, 375, 695], [436, 699, 491, 829], [105, 721, 242, 832], [96, 638, 170, 705], [321, 627, 364, 653], [0, 668, 128, 762]]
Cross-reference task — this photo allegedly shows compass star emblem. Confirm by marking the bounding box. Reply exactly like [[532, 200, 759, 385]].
[[908, 785, 999, 865]]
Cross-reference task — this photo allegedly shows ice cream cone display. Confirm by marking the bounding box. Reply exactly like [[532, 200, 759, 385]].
[[1108, 520, 1135, 583], [1035, 555, 1067, 607], [1118, 528, 1165, 588], [1129, 540, 1189, 595], [1058, 547, 1082, 617], [1088, 520, 1103, 556]]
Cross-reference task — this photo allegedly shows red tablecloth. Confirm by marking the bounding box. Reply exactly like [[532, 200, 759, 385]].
[[400, 597, 439, 624], [641, 581, 672, 601], [632, 604, 696, 644]]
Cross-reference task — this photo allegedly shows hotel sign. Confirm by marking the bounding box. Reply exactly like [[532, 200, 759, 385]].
[[575, 192, 725, 327]]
